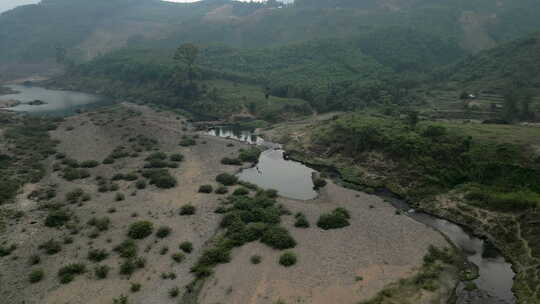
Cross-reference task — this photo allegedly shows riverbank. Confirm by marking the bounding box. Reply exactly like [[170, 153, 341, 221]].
[[260, 113, 540, 304]]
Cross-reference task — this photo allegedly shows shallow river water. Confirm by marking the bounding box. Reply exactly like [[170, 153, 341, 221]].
[[1, 84, 111, 116], [207, 125, 516, 304]]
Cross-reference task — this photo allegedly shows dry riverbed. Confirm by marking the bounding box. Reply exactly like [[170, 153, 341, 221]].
[[0, 104, 456, 304]]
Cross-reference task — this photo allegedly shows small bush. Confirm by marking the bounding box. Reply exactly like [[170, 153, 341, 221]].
[[317, 208, 350, 230], [45, 209, 71, 227], [294, 214, 310, 228], [156, 226, 172, 238], [180, 204, 196, 216], [58, 263, 86, 284], [198, 185, 213, 193], [313, 178, 327, 189], [39, 239, 62, 255], [215, 186, 228, 194], [233, 187, 250, 196], [179, 136, 196, 147], [113, 295, 128, 304], [128, 221, 154, 239], [135, 179, 147, 189], [119, 259, 136, 276], [251, 255, 262, 265], [179, 241, 193, 253], [88, 217, 111, 231], [279, 252, 297, 267], [80, 160, 99, 168], [0, 244, 16, 257], [261, 226, 296, 250], [29, 269, 44, 283], [172, 252, 185, 263], [94, 265, 110, 279], [238, 147, 262, 163], [142, 169, 177, 189], [170, 153, 184, 162], [115, 192, 125, 201], [265, 189, 278, 198], [28, 254, 41, 265], [169, 287, 180, 298], [114, 240, 138, 258], [130, 282, 141, 293], [65, 188, 84, 202], [221, 157, 242, 165], [216, 173, 238, 186], [88, 249, 109, 262]]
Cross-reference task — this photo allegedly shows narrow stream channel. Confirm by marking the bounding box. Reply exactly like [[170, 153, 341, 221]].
[[207, 125, 516, 304]]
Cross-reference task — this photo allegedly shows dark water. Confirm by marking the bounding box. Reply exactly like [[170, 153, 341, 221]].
[[383, 194, 515, 303], [1, 84, 112, 116], [207, 126, 516, 303], [207, 126, 317, 200]]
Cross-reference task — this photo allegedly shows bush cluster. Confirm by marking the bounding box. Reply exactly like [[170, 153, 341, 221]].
[[128, 221, 154, 239], [317, 208, 351, 230], [58, 263, 86, 284], [198, 185, 213, 193], [141, 169, 177, 189], [216, 173, 238, 186]]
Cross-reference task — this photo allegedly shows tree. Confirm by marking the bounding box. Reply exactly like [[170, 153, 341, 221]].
[[174, 43, 199, 68], [174, 43, 199, 84]]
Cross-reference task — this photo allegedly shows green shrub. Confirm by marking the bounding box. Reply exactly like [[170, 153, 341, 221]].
[[0, 244, 16, 257], [58, 263, 86, 284], [294, 214, 310, 228], [251, 255, 262, 264], [94, 265, 110, 279], [221, 157, 242, 165], [170, 153, 184, 162], [130, 282, 141, 292], [172, 252, 185, 263], [317, 208, 350, 230], [65, 188, 84, 202], [179, 241, 193, 253], [29, 269, 44, 283], [39, 239, 61, 255], [313, 178, 327, 189], [233, 187, 250, 196], [28, 254, 41, 265], [199, 185, 213, 193], [88, 217, 110, 231], [261, 226, 296, 250], [239, 147, 262, 163], [135, 179, 147, 189], [216, 173, 238, 186], [279, 252, 297, 267], [141, 169, 177, 189], [45, 209, 71, 227], [180, 204, 196, 215], [265, 189, 278, 198], [215, 186, 229, 194], [169, 287, 180, 298], [128, 221, 153, 239], [80, 160, 99, 168], [156, 226, 172, 238], [114, 240, 138, 258], [112, 295, 128, 304], [119, 259, 136, 276], [88, 249, 109, 262], [115, 192, 125, 201]]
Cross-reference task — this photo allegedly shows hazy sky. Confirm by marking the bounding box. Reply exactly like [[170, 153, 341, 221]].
[[0, 0, 283, 14]]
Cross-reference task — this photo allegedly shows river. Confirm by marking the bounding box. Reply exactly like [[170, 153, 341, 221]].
[[0, 84, 112, 116], [207, 125, 516, 304]]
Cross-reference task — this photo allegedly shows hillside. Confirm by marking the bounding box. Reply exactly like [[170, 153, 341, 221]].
[[1, 0, 540, 71]]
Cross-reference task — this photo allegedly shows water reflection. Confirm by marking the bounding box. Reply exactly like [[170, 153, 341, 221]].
[[1, 84, 111, 116]]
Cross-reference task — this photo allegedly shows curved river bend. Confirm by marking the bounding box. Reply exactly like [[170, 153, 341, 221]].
[[207, 125, 516, 304]]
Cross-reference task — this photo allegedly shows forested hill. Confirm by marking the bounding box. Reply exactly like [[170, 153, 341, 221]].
[[1, 0, 540, 66], [439, 32, 540, 91]]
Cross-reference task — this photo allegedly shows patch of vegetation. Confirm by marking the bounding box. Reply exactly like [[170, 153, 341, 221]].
[[156, 226, 172, 238], [221, 157, 242, 166], [29, 269, 44, 283], [114, 240, 138, 258], [94, 265, 110, 279], [279, 251, 297, 267], [215, 186, 229, 194], [128, 221, 154, 239], [179, 241, 193, 253], [261, 226, 297, 250], [180, 204, 196, 216], [294, 213, 310, 228], [251, 255, 262, 264], [172, 252, 185, 263], [179, 136, 197, 147], [39, 239, 61, 255], [233, 187, 250, 196], [58, 263, 86, 284], [216, 173, 238, 186], [198, 185, 213, 193], [141, 169, 177, 189], [44, 209, 71, 228], [88, 249, 109, 262], [238, 147, 262, 163], [316, 208, 351, 230]]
